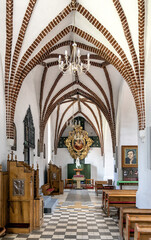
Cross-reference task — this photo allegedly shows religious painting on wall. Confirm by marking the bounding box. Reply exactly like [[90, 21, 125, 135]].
[[122, 145, 138, 168], [73, 138, 84, 151], [123, 167, 138, 181]]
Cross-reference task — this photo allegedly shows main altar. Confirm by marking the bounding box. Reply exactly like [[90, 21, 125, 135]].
[[73, 168, 85, 189], [65, 123, 93, 190]]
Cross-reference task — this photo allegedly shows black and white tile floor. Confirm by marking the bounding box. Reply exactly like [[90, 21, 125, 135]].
[[1, 190, 120, 240]]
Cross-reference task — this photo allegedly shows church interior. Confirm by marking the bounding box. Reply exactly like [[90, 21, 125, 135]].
[[1, 0, 151, 239]]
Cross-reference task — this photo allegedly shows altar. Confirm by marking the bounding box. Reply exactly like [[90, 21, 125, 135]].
[[73, 168, 85, 189]]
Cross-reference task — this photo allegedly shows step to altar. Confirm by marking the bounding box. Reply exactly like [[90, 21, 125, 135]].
[[43, 196, 58, 214]]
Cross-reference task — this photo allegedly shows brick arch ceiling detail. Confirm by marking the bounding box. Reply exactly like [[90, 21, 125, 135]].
[[9, 25, 139, 137], [4, 0, 145, 139], [40, 61, 113, 123]]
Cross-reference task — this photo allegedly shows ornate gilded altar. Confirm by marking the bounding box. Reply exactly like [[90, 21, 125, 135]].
[[65, 125, 93, 160]]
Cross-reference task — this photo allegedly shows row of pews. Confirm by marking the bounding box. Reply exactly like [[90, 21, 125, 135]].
[[120, 207, 151, 240], [101, 188, 151, 239]]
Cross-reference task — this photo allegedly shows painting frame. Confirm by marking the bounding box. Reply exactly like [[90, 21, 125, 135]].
[[122, 145, 138, 168]]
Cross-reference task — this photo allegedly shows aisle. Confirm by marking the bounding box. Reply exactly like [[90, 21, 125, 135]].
[[2, 190, 120, 240]]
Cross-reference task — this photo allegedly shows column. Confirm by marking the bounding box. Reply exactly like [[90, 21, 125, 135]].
[[136, 129, 151, 208], [0, 55, 7, 170]]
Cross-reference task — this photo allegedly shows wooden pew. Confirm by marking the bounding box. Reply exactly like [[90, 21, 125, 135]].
[[119, 207, 151, 238], [95, 180, 107, 195], [134, 224, 151, 240], [102, 190, 136, 217], [47, 163, 64, 194], [41, 183, 54, 195], [102, 189, 128, 209], [85, 179, 94, 189], [102, 190, 136, 212], [124, 214, 151, 240], [65, 179, 73, 189]]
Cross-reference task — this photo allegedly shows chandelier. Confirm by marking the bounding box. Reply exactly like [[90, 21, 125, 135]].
[[58, 8, 90, 74]]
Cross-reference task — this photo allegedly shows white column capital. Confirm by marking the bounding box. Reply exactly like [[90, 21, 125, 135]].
[[139, 129, 146, 143], [7, 138, 14, 147]]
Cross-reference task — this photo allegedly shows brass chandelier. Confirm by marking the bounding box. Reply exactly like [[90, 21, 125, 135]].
[[58, 7, 90, 74]]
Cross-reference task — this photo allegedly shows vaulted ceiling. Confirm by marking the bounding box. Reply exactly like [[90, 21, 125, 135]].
[[2, 0, 145, 153]]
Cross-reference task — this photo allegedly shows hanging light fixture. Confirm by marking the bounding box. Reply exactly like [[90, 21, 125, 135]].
[[58, 7, 90, 74]]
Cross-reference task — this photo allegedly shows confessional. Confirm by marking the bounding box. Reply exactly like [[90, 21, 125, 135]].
[[0, 154, 43, 234], [47, 162, 64, 195]]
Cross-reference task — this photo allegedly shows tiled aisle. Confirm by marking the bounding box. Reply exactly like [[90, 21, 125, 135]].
[[2, 190, 120, 240]]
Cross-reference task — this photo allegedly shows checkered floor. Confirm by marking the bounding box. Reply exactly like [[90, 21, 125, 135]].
[[1, 190, 120, 240]]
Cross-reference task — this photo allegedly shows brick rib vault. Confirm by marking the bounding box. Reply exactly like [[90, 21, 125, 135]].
[[4, 0, 145, 154]]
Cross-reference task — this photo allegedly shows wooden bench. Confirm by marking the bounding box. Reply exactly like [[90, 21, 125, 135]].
[[102, 190, 136, 212], [102, 190, 136, 217], [124, 214, 151, 240], [65, 179, 73, 189], [95, 181, 107, 195], [117, 180, 138, 189], [134, 223, 151, 240], [41, 183, 54, 195], [102, 189, 123, 209], [85, 179, 94, 189], [119, 207, 151, 238]]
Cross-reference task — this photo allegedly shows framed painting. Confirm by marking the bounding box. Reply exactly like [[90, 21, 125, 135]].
[[122, 145, 138, 168]]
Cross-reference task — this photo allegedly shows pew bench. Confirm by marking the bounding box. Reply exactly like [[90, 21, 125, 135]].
[[95, 181, 107, 195], [102, 189, 127, 209], [124, 214, 151, 240], [41, 183, 54, 195], [65, 179, 73, 189], [85, 179, 94, 189], [134, 223, 151, 240], [102, 190, 136, 217], [119, 207, 151, 238]]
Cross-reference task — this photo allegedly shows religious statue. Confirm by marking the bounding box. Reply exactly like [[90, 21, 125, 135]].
[[75, 157, 81, 169]]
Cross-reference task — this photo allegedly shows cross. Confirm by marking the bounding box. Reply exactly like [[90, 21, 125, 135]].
[[10, 151, 14, 160]]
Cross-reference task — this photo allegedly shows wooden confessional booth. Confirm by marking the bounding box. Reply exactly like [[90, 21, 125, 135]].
[[0, 154, 43, 234], [47, 162, 64, 195]]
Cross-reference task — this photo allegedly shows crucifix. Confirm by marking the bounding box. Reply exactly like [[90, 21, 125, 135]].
[[10, 150, 14, 160]]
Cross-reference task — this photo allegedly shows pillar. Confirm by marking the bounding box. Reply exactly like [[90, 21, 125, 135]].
[[136, 129, 151, 208], [0, 55, 7, 169]]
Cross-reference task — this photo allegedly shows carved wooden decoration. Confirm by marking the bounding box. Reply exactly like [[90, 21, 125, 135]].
[[13, 179, 25, 196], [65, 125, 93, 160]]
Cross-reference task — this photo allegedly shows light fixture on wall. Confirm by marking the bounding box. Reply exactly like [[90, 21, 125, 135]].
[[58, 6, 90, 74]]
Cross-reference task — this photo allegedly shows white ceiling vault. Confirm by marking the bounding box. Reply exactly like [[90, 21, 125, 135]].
[[2, 0, 146, 154]]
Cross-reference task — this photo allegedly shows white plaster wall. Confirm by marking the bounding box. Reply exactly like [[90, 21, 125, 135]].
[[14, 68, 45, 186], [54, 147, 103, 182], [103, 121, 114, 181], [0, 0, 6, 68], [0, 55, 7, 170], [116, 80, 138, 182], [85, 148, 104, 181]]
